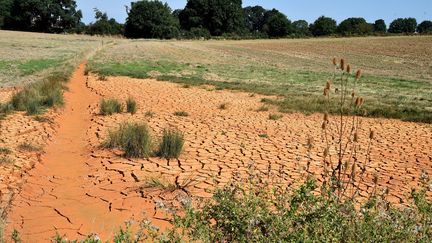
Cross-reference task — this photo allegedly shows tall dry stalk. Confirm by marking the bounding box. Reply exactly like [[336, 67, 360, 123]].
[[320, 58, 375, 202]]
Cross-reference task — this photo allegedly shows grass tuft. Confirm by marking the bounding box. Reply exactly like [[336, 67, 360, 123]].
[[126, 97, 137, 115], [104, 122, 152, 158], [158, 129, 184, 159], [100, 98, 123, 115], [269, 113, 283, 120], [218, 103, 229, 110], [17, 142, 42, 152], [174, 111, 189, 117]]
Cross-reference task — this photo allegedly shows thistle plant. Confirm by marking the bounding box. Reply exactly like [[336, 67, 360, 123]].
[[320, 58, 375, 202]]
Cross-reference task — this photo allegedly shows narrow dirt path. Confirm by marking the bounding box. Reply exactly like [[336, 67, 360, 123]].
[[5, 63, 156, 241]]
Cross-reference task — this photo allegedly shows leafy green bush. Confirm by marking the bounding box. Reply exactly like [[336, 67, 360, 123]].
[[158, 129, 184, 159], [174, 111, 189, 117], [104, 122, 152, 158], [126, 97, 137, 115], [99, 98, 122, 115]]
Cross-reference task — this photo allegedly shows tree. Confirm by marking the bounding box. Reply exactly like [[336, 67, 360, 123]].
[[262, 9, 291, 37], [417, 20, 432, 34], [125, 0, 179, 39], [87, 9, 123, 36], [292, 20, 311, 36], [310, 16, 337, 36], [337, 17, 373, 36], [0, 0, 13, 28], [3, 0, 82, 33], [373, 19, 386, 32], [243, 5, 266, 33], [179, 0, 244, 36], [388, 18, 417, 33]]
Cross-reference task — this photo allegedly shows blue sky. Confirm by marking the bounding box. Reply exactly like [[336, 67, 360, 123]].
[[76, 0, 431, 25]]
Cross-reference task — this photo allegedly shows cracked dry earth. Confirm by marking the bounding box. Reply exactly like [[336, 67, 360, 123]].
[[2, 65, 432, 241]]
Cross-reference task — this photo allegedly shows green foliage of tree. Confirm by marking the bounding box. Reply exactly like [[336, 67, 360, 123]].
[[3, 0, 82, 33], [373, 19, 387, 32], [179, 0, 244, 36], [388, 18, 417, 33], [310, 16, 337, 36], [337, 17, 373, 36], [417, 20, 432, 34], [243, 5, 266, 33], [262, 9, 291, 37], [0, 0, 13, 28], [292, 20, 311, 37], [124, 0, 179, 39], [87, 9, 123, 36]]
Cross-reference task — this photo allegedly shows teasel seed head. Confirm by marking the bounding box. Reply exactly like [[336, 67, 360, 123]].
[[369, 129, 375, 140], [324, 148, 329, 157], [356, 69, 362, 80], [332, 57, 337, 66], [323, 112, 329, 122], [323, 88, 329, 96], [326, 80, 331, 90], [346, 64, 351, 73], [322, 121, 327, 130], [373, 174, 378, 184], [351, 91, 355, 98], [355, 97, 361, 107], [351, 163, 356, 177], [340, 59, 345, 71], [353, 132, 358, 142], [307, 136, 314, 149]]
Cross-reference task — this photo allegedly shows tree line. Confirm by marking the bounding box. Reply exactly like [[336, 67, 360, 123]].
[[1, 0, 431, 38]]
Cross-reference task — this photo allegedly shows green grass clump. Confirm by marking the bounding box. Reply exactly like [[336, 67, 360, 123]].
[[100, 98, 123, 115], [174, 111, 189, 117], [10, 78, 64, 115], [158, 129, 184, 159], [259, 133, 269, 138], [269, 113, 283, 120], [104, 122, 152, 158], [126, 97, 137, 115], [0, 147, 11, 154], [145, 111, 155, 117], [17, 142, 42, 152]]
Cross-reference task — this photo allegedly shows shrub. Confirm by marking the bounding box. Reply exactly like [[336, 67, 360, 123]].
[[104, 122, 152, 158], [99, 98, 122, 115], [126, 97, 137, 114], [158, 129, 184, 159], [174, 111, 189, 117], [17, 142, 42, 152]]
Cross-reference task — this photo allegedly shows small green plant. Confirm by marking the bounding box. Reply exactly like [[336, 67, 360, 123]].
[[104, 122, 152, 158], [158, 129, 184, 159], [126, 97, 137, 115], [33, 115, 50, 122], [99, 98, 122, 115], [11, 229, 21, 243], [258, 133, 268, 138], [0, 147, 11, 154], [268, 113, 283, 120], [98, 74, 107, 81], [17, 142, 42, 152], [174, 111, 189, 117], [145, 111, 155, 117], [256, 105, 269, 112], [218, 103, 229, 110]]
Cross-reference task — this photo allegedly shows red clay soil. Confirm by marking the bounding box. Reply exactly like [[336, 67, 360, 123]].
[[5, 64, 166, 241], [3, 65, 432, 241]]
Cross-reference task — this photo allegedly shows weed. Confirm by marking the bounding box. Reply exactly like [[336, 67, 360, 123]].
[[145, 111, 155, 117], [218, 103, 229, 110], [126, 97, 137, 115], [98, 75, 107, 81], [268, 113, 283, 120], [174, 111, 189, 117], [33, 115, 50, 122], [258, 133, 268, 138], [158, 129, 184, 159], [11, 229, 21, 243], [104, 122, 152, 158], [0, 155, 13, 164], [99, 98, 122, 115], [17, 142, 42, 152], [0, 147, 11, 154]]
